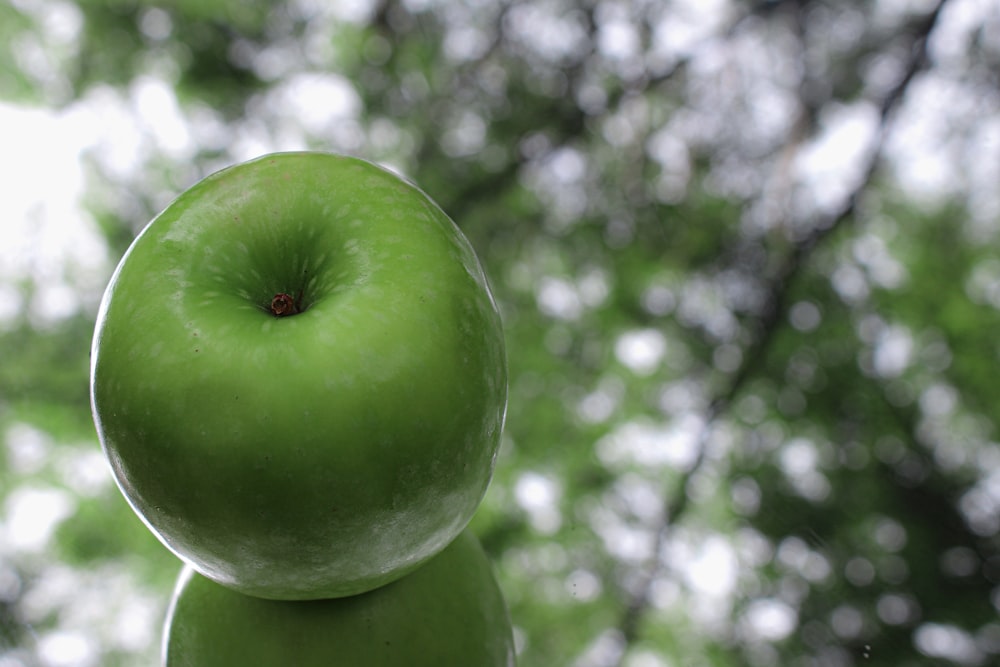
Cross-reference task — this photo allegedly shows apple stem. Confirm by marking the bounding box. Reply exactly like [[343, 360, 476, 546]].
[[269, 292, 300, 317]]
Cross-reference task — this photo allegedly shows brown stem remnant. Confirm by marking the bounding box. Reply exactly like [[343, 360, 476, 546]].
[[269, 292, 300, 317]]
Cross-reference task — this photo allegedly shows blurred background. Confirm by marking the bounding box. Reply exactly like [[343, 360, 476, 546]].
[[2, 0, 1000, 665]]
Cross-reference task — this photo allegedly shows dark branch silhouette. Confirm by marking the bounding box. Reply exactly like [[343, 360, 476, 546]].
[[614, 0, 952, 656]]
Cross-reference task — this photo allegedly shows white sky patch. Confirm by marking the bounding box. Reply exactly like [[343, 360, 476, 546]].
[[546, 146, 587, 183], [641, 282, 677, 317], [884, 73, 972, 202], [271, 72, 362, 135], [595, 416, 702, 471], [615, 328, 667, 376], [441, 110, 487, 158], [131, 75, 194, 159], [740, 598, 798, 642], [20, 561, 166, 666], [79, 85, 147, 180], [853, 232, 909, 290], [611, 473, 663, 523], [920, 382, 958, 417], [5, 422, 53, 475], [576, 377, 624, 424], [681, 535, 739, 597], [565, 568, 603, 603], [0, 102, 110, 318], [831, 604, 865, 638], [444, 23, 490, 63], [778, 440, 816, 476], [966, 258, 1000, 309], [578, 268, 611, 307], [589, 505, 655, 565], [623, 649, 671, 667], [55, 447, 114, 497], [137, 7, 173, 42], [652, 0, 733, 61], [872, 325, 914, 378], [779, 438, 832, 502], [831, 262, 871, 305], [874, 0, 941, 24], [504, 4, 589, 63], [596, 3, 641, 61], [794, 101, 879, 214], [294, 0, 377, 23], [914, 622, 985, 664], [573, 629, 626, 667], [2, 486, 76, 554], [873, 516, 908, 552], [514, 471, 563, 535], [37, 630, 99, 667], [537, 276, 584, 320], [789, 300, 822, 332], [677, 277, 739, 341], [776, 536, 832, 583]]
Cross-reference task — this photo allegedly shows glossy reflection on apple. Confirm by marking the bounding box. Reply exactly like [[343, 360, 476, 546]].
[[90, 152, 508, 599]]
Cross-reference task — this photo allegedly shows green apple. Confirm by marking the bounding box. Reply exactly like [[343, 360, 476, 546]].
[[90, 152, 507, 599], [162, 530, 516, 666]]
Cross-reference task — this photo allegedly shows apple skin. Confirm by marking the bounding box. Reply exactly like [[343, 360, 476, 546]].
[[90, 152, 507, 600], [162, 530, 517, 667]]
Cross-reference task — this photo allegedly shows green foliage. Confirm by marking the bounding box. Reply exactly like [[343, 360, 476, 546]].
[[0, 316, 93, 411], [0, 5, 38, 103], [4, 0, 1000, 665]]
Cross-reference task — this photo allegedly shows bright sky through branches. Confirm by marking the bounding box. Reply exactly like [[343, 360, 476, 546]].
[[2, 2, 999, 664]]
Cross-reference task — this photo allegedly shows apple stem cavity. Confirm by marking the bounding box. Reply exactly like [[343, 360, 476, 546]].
[[269, 292, 302, 317]]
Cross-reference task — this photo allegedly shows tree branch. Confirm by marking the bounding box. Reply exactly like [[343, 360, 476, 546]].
[[614, 0, 951, 655]]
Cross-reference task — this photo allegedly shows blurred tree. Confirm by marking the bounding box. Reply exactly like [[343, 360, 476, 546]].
[[2, 0, 1000, 666]]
